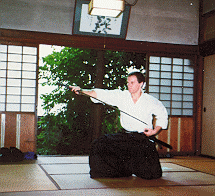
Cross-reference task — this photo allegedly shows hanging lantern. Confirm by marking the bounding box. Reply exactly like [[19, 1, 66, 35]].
[[89, 0, 125, 17]]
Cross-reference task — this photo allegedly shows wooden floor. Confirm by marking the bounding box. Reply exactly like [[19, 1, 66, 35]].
[[0, 156, 215, 195]]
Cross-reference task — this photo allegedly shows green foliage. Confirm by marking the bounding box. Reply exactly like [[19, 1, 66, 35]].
[[37, 47, 146, 155], [37, 114, 63, 155]]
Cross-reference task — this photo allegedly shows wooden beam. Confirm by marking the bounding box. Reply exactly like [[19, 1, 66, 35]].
[[0, 28, 198, 55], [199, 39, 215, 57]]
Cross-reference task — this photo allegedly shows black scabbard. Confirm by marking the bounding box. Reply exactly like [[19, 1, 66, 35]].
[[149, 136, 172, 149]]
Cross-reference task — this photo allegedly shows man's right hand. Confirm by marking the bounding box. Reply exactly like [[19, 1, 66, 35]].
[[69, 86, 82, 95], [70, 86, 97, 98]]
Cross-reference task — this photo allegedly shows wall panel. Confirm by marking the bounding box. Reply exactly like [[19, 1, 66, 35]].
[[20, 113, 36, 152], [0, 112, 36, 152], [0, 0, 199, 45], [4, 113, 16, 148], [203, 0, 215, 14], [201, 54, 215, 157], [180, 117, 195, 153], [157, 116, 195, 155], [169, 117, 179, 153], [204, 15, 215, 41]]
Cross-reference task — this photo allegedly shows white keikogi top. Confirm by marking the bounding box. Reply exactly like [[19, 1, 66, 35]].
[[91, 89, 168, 133]]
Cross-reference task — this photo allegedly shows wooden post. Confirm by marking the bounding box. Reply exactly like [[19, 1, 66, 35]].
[[92, 50, 105, 141]]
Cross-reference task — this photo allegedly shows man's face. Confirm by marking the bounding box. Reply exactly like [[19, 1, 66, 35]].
[[127, 75, 143, 94]]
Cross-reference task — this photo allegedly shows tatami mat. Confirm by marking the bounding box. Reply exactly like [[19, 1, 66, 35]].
[[38, 156, 89, 164], [0, 164, 57, 192], [41, 163, 90, 174], [160, 163, 195, 172], [1, 156, 215, 195], [40, 162, 194, 176], [171, 160, 215, 176], [50, 172, 215, 190], [160, 185, 215, 196], [2, 186, 215, 196]]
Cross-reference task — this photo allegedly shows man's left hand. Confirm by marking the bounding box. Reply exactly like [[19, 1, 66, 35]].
[[144, 126, 162, 137]]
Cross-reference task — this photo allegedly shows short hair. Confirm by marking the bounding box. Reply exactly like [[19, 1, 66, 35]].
[[128, 72, 145, 83]]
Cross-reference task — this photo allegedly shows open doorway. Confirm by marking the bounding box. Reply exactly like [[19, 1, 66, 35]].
[[38, 44, 64, 117], [37, 45, 146, 155]]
